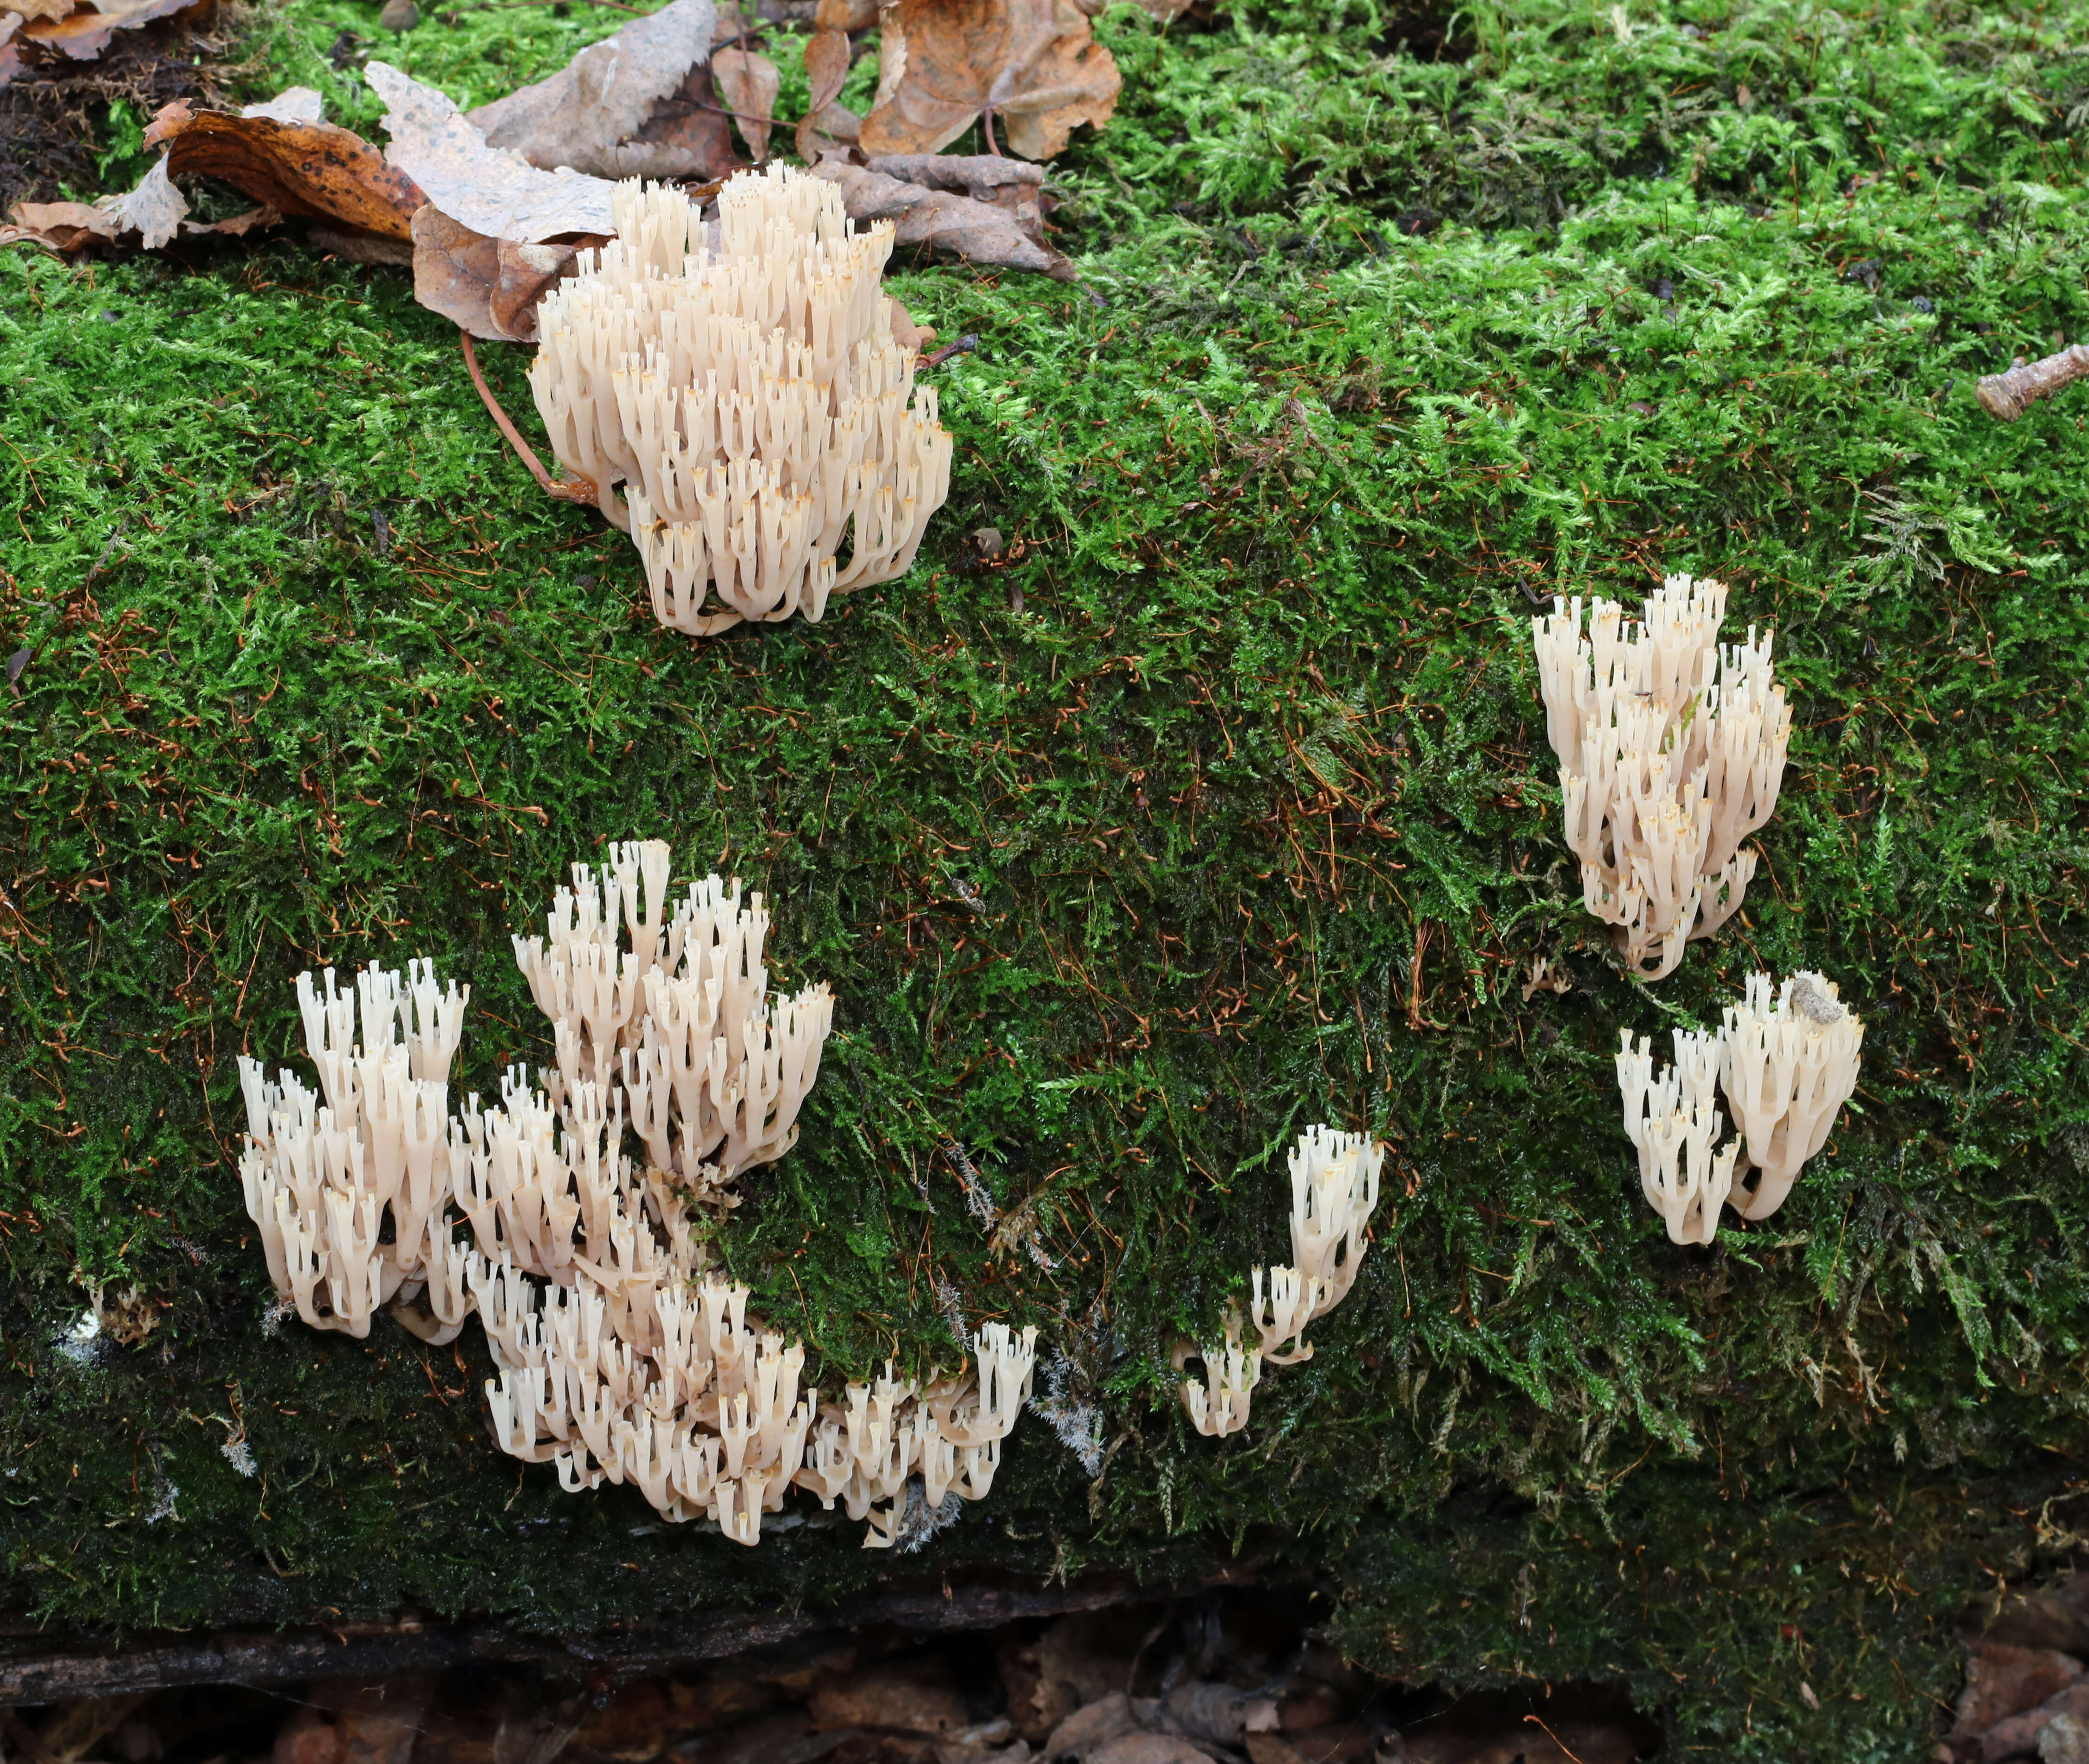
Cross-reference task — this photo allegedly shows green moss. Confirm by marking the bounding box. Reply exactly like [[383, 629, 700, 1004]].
[[4, 0, 2089, 1754]]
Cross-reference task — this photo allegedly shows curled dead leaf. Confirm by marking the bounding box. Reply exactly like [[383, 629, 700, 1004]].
[[3, 86, 412, 254], [858, 0, 1121, 162], [711, 45, 779, 161], [16, 0, 202, 60], [146, 97, 426, 237], [813, 151, 1072, 279], [411, 206, 602, 342], [795, 26, 862, 163]]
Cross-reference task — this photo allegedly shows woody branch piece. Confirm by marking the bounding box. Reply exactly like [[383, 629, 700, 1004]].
[[1976, 342, 2089, 422]]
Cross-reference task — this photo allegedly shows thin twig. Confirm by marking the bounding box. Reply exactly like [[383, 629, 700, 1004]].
[[459, 330, 598, 506], [922, 333, 980, 369]]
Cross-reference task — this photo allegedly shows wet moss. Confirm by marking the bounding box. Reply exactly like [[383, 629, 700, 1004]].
[[3, 0, 2088, 1754]]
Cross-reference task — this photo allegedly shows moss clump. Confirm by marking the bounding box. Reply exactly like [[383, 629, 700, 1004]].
[[3, 0, 2087, 1754]]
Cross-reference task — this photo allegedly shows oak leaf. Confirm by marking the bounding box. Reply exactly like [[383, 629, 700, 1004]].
[[858, 0, 1121, 162]]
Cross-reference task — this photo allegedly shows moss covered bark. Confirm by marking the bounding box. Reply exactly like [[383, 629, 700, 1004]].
[[3, 1, 2089, 1756]]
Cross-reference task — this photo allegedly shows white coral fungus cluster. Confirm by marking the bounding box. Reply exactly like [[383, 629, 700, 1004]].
[[1531, 574, 1793, 980], [528, 168, 955, 636], [234, 840, 1037, 1547], [1178, 1125, 1382, 1440], [1617, 970, 1864, 1241]]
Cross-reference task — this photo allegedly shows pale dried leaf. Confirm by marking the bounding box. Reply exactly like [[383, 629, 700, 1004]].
[[110, 154, 187, 247], [814, 0, 876, 25], [8, 0, 68, 25], [857, 0, 1120, 161], [370, 60, 617, 242], [711, 46, 779, 161], [241, 85, 326, 124], [0, 198, 116, 250], [465, 0, 735, 182], [0, 14, 22, 90]]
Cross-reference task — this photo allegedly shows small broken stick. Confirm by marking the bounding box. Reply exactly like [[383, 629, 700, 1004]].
[[459, 331, 597, 506], [1976, 341, 2089, 421], [922, 332, 980, 368]]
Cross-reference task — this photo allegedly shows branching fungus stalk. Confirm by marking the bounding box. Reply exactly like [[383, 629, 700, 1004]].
[[1531, 575, 1793, 980], [1177, 1125, 1382, 1439], [233, 840, 1036, 1547], [1616, 969, 1864, 1237], [528, 167, 955, 635]]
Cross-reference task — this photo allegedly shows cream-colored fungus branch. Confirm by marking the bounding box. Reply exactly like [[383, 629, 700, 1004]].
[[1531, 574, 1793, 980], [1615, 969, 1864, 1238], [528, 168, 954, 635], [233, 839, 1035, 1547], [1178, 1125, 1382, 1439]]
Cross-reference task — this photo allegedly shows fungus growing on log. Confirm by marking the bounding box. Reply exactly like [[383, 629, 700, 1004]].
[[1531, 575, 1792, 980], [1178, 1125, 1382, 1438], [231, 840, 1035, 1546], [1615, 969, 1864, 1237], [527, 167, 955, 635]]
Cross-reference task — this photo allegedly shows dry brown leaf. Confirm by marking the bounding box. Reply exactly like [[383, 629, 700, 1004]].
[[0, 180, 279, 251], [0, 15, 26, 88], [711, 45, 779, 161], [411, 207, 602, 343], [0, 199, 108, 250], [3, 87, 413, 255], [465, 0, 740, 183], [814, 0, 877, 25], [812, 151, 1072, 279], [19, 0, 202, 60], [9, 0, 71, 25], [858, 0, 1120, 162], [795, 26, 862, 162], [886, 294, 934, 352], [147, 99, 426, 238]]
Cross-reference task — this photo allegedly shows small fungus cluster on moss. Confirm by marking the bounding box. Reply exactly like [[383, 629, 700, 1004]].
[[1177, 1125, 1382, 1439], [1617, 969, 1865, 1241], [528, 168, 954, 635], [234, 840, 1037, 1548], [1531, 574, 1793, 980]]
